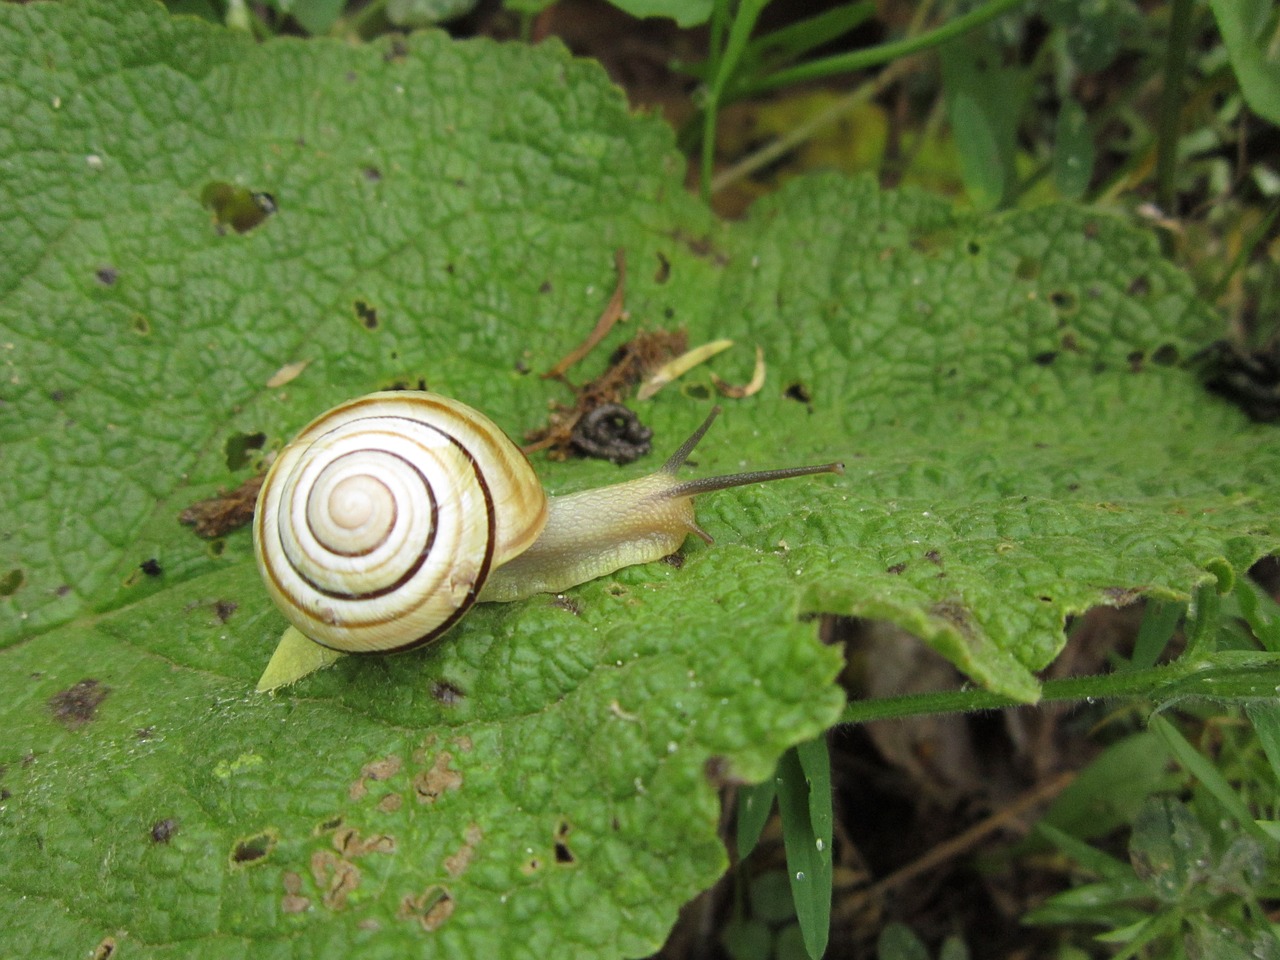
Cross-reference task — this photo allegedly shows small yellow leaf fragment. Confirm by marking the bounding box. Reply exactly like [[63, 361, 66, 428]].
[[256, 626, 346, 692], [266, 359, 310, 388], [710, 345, 766, 398], [637, 338, 734, 399]]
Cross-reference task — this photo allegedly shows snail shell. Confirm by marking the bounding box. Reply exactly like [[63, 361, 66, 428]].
[[253, 392, 547, 653]]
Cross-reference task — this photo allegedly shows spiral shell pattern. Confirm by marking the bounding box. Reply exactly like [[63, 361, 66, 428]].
[[253, 392, 548, 653]]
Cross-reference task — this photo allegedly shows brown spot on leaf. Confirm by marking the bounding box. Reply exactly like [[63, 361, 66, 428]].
[[887, 562, 907, 574], [1103, 586, 1143, 606], [399, 885, 454, 931], [413, 751, 462, 804], [550, 595, 582, 615], [431, 680, 465, 705], [930, 600, 978, 640], [333, 827, 396, 857], [91, 937, 116, 960], [48, 679, 110, 729], [95, 265, 119, 286], [213, 600, 238, 623], [377, 793, 403, 813], [924, 550, 942, 565], [443, 823, 483, 877], [150, 818, 178, 843], [281, 890, 311, 914], [311, 850, 361, 911]]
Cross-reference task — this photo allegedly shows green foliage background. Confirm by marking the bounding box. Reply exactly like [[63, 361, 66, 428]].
[[0, 1, 1277, 956]]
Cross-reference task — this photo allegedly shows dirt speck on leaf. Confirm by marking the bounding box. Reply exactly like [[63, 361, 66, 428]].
[[150, 818, 178, 843], [414, 751, 462, 804], [48, 679, 110, 728]]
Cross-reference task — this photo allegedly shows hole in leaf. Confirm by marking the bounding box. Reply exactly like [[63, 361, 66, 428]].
[[230, 831, 276, 866], [224, 431, 266, 471], [1033, 351, 1058, 366], [784, 381, 812, 404], [654, 252, 671, 284], [201, 181, 277, 233], [887, 563, 907, 574], [1127, 275, 1151, 296], [140, 558, 162, 577], [966, 240, 981, 256], [1049, 290, 1077, 313], [1152, 343, 1179, 366], [1015, 257, 1039, 281], [0, 568, 24, 597], [354, 300, 378, 330]]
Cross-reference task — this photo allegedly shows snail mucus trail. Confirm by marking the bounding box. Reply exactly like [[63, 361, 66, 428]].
[[252, 391, 843, 689]]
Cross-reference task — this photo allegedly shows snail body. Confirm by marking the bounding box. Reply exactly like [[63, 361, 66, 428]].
[[253, 391, 842, 657]]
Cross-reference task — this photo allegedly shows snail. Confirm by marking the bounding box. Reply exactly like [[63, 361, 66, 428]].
[[252, 391, 842, 687]]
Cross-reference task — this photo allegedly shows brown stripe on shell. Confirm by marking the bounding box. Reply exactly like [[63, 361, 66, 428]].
[[289, 419, 498, 652]]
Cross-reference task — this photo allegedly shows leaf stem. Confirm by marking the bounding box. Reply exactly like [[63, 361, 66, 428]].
[[838, 651, 1280, 725]]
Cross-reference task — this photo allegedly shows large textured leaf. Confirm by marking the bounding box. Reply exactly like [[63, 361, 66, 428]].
[[1, 2, 1277, 957]]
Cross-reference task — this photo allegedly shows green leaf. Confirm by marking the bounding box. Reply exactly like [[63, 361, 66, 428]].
[[940, 33, 1024, 208], [386, 0, 478, 28], [775, 738, 832, 960], [736, 778, 777, 858], [1036, 732, 1176, 842], [2, 1, 1280, 955], [1128, 795, 1211, 903], [1053, 97, 1095, 200], [1207, 0, 1280, 126], [876, 922, 931, 960], [1150, 715, 1270, 842], [1247, 702, 1280, 788]]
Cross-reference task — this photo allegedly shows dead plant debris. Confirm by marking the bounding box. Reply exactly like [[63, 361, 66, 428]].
[[179, 474, 264, 538]]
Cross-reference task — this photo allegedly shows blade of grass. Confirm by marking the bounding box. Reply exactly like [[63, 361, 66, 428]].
[[701, 0, 771, 198], [1245, 702, 1280, 789], [775, 737, 832, 960], [739, 2, 875, 76], [741, 0, 1024, 97], [1155, 0, 1195, 212], [1126, 598, 1184, 671], [1149, 714, 1270, 842], [736, 777, 777, 858]]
